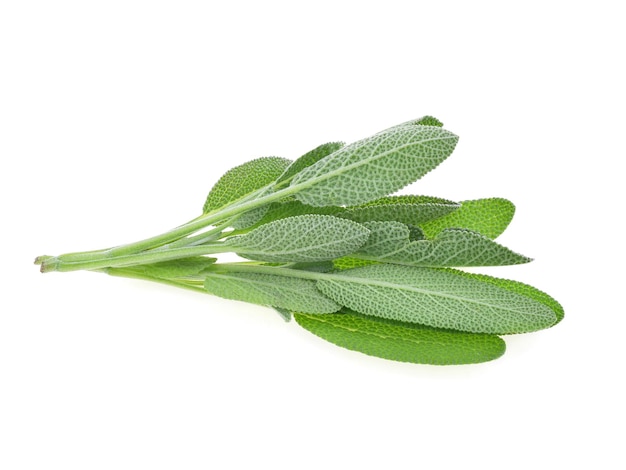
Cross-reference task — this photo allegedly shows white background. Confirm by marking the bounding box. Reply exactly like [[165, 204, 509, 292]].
[[1, 1, 624, 469]]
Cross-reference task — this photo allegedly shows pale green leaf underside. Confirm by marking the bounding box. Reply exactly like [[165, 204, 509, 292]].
[[276, 142, 345, 185], [339, 195, 460, 225], [316, 264, 557, 334], [420, 198, 515, 240], [357, 221, 531, 267], [295, 311, 505, 365], [203, 156, 291, 214], [234, 195, 459, 236], [204, 272, 340, 313], [228, 215, 370, 263], [290, 125, 459, 207], [439, 269, 564, 325]]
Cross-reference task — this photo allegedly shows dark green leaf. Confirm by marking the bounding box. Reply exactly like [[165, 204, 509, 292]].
[[339, 195, 459, 225], [203, 157, 291, 214], [295, 310, 506, 365], [276, 142, 345, 185]]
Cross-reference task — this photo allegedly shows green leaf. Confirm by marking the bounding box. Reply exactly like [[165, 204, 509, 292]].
[[227, 215, 370, 263], [295, 310, 506, 365], [439, 269, 564, 325], [339, 195, 460, 225], [333, 257, 379, 270], [286, 261, 336, 273], [407, 224, 426, 241], [415, 116, 444, 127], [290, 124, 459, 207], [204, 272, 340, 313], [273, 307, 292, 322], [316, 264, 557, 334], [115, 256, 217, 278], [203, 157, 291, 214], [276, 142, 345, 185], [378, 116, 445, 133], [244, 200, 343, 231], [420, 198, 515, 240], [357, 221, 531, 267], [229, 206, 271, 230]]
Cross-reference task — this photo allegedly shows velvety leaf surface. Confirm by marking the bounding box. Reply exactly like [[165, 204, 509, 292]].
[[204, 272, 340, 313], [228, 215, 370, 262], [247, 201, 343, 229], [203, 157, 291, 214], [316, 264, 557, 334], [290, 124, 459, 207], [439, 268, 564, 325], [357, 222, 531, 266], [339, 195, 459, 225]]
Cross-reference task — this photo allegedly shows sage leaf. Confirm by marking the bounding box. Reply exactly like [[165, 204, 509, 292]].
[[290, 124, 459, 207], [439, 269, 564, 325], [378, 115, 445, 134], [276, 142, 345, 185], [286, 261, 336, 273], [420, 198, 515, 239], [227, 215, 370, 263], [339, 195, 460, 225], [332, 257, 379, 270], [415, 116, 444, 127], [273, 307, 292, 322], [240, 200, 342, 233], [357, 222, 531, 267], [295, 310, 506, 365], [204, 272, 340, 313], [202, 156, 291, 214], [229, 205, 271, 230], [316, 264, 557, 334]]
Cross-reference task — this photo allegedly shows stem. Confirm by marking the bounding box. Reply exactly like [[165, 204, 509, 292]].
[[156, 222, 231, 250], [41, 244, 232, 273], [41, 184, 298, 271], [104, 186, 288, 257], [100, 267, 206, 294]]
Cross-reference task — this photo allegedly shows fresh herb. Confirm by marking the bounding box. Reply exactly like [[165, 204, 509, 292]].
[[35, 116, 563, 365]]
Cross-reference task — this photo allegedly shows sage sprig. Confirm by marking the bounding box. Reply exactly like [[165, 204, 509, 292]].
[[36, 116, 563, 365]]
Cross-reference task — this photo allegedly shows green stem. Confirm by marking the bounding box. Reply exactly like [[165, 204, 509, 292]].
[[100, 267, 206, 294], [41, 244, 232, 273], [41, 184, 297, 271], [103, 186, 286, 257], [152, 222, 230, 251], [38, 152, 357, 273]]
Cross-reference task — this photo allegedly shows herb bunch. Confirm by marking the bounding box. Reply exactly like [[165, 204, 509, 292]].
[[36, 116, 563, 365]]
